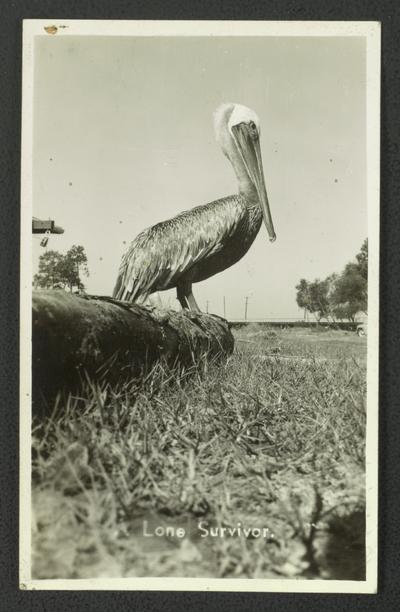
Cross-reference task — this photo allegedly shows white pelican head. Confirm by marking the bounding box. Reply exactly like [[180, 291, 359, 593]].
[[214, 103, 276, 242]]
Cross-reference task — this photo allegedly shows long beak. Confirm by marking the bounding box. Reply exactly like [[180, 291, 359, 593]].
[[231, 124, 276, 242]]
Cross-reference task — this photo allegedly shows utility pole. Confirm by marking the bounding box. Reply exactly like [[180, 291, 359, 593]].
[[223, 295, 226, 319], [244, 296, 249, 321]]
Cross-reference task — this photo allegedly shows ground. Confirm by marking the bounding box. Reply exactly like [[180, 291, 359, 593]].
[[31, 325, 367, 580]]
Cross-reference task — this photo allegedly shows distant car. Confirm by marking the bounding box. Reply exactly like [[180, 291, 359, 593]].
[[356, 323, 367, 337]]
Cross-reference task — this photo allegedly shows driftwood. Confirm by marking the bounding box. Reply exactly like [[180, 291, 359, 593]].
[[32, 290, 234, 412]]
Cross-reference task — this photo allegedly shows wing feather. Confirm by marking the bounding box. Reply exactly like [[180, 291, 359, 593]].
[[113, 195, 246, 301]]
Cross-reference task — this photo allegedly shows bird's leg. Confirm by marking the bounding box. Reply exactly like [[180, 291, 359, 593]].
[[176, 283, 190, 310], [187, 289, 200, 312], [177, 282, 200, 311]]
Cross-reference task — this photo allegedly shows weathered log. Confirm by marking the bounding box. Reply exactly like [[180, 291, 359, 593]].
[[32, 290, 234, 413]]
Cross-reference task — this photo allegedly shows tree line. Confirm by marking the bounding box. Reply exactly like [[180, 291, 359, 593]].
[[34, 239, 368, 321], [296, 239, 368, 322]]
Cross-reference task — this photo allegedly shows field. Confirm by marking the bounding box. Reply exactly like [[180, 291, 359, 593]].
[[31, 325, 367, 580]]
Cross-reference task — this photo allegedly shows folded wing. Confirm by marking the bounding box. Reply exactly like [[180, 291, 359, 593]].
[[113, 196, 245, 302]]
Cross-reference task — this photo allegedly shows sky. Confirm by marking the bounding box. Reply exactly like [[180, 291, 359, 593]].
[[32, 35, 366, 319]]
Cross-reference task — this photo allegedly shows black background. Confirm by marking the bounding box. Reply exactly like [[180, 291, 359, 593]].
[[1, 1, 399, 610]]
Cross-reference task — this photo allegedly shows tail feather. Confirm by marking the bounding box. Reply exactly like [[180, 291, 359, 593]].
[[113, 274, 150, 304]]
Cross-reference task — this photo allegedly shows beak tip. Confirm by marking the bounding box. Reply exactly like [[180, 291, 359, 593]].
[[269, 235, 276, 243]]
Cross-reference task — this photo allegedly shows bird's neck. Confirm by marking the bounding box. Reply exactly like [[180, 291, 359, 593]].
[[227, 146, 258, 204]]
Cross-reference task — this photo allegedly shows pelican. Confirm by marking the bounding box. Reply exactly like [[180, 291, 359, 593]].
[[113, 103, 276, 310]]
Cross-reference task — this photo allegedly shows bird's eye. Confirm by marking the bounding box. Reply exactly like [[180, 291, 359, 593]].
[[249, 121, 256, 130]]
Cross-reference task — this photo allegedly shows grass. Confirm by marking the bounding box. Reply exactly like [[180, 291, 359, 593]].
[[31, 326, 367, 580]]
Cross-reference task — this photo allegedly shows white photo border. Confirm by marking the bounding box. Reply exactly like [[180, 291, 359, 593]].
[[20, 19, 380, 593]]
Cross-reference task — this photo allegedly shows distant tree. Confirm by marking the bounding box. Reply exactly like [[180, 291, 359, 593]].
[[34, 250, 65, 289], [296, 277, 336, 321], [34, 245, 89, 292], [295, 278, 312, 319], [355, 238, 368, 281], [330, 240, 368, 319], [330, 264, 367, 320], [330, 303, 352, 322], [295, 239, 368, 322], [308, 278, 332, 321], [58, 245, 89, 292]]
